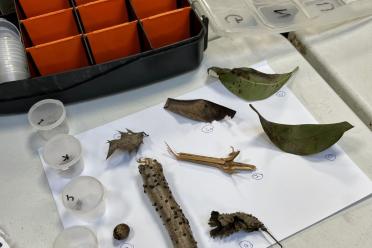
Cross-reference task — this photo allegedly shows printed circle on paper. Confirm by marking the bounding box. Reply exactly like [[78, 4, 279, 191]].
[[325, 154, 336, 161], [201, 124, 214, 134], [239, 240, 253, 248], [276, 90, 286, 97], [251, 173, 264, 180]]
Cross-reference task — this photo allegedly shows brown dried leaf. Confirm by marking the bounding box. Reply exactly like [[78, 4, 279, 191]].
[[164, 98, 236, 122], [106, 129, 148, 159]]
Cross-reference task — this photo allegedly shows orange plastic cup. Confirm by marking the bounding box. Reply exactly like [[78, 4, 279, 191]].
[[142, 7, 191, 49], [22, 8, 80, 46], [27, 35, 90, 76], [87, 21, 141, 64], [77, 0, 129, 32]]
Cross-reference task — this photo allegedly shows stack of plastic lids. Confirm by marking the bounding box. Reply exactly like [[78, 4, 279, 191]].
[[0, 18, 29, 83]]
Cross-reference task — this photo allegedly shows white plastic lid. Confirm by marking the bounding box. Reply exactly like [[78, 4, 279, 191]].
[[191, 0, 372, 35]]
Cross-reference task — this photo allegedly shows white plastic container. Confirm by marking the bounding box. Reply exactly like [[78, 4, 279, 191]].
[[62, 176, 106, 221], [192, 0, 372, 35], [0, 228, 11, 248], [28, 99, 69, 140], [53, 226, 98, 248], [0, 18, 29, 83], [42, 134, 84, 177]]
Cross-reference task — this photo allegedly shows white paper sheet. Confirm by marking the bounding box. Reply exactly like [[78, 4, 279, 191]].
[[40, 62, 372, 248]]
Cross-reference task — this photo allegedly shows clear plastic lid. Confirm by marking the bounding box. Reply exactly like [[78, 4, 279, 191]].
[[191, 0, 372, 35]]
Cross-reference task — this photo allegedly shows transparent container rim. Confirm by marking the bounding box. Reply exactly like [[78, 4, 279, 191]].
[[0, 18, 21, 38], [63, 176, 105, 211], [28, 99, 66, 131], [53, 226, 98, 248], [43, 134, 82, 171]]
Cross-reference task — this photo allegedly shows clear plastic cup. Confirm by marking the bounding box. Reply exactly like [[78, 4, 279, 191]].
[[42, 134, 84, 178], [28, 99, 69, 140], [53, 226, 98, 248], [62, 176, 106, 221], [0, 227, 11, 248]]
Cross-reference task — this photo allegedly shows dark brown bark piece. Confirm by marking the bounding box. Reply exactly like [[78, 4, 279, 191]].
[[138, 158, 198, 248], [164, 98, 236, 122]]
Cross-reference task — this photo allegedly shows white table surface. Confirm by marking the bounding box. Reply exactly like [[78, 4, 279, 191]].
[[1, 33, 372, 248], [290, 16, 372, 131]]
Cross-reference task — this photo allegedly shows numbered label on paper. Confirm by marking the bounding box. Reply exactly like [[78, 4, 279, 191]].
[[276, 90, 286, 97], [325, 153, 336, 161], [239, 240, 253, 248], [201, 124, 214, 134], [251, 172, 264, 181]]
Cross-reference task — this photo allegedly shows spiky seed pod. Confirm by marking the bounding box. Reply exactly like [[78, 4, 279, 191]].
[[138, 158, 198, 248]]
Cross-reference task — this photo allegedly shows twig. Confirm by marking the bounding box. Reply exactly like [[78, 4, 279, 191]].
[[166, 143, 256, 174]]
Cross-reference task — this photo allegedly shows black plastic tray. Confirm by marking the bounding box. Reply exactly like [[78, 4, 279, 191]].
[[0, 0, 208, 114]]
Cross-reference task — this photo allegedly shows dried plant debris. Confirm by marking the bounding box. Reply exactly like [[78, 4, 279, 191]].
[[106, 129, 148, 159], [113, 223, 130, 240], [138, 158, 197, 248], [166, 144, 256, 174], [209, 66, 298, 101], [209, 211, 282, 247], [164, 98, 236, 122], [250, 104, 353, 155]]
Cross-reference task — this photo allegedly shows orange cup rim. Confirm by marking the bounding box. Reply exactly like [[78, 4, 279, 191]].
[[20, 7, 74, 22], [86, 20, 138, 35], [26, 35, 82, 50], [77, 0, 122, 8], [141, 7, 191, 22]]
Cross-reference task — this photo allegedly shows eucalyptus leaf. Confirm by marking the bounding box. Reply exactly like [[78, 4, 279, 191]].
[[209, 66, 299, 101], [250, 105, 353, 155]]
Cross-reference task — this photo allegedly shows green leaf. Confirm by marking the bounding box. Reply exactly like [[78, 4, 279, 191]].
[[209, 66, 299, 101], [250, 105, 354, 155]]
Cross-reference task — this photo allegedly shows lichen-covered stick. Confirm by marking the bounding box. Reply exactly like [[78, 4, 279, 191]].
[[138, 158, 198, 248]]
